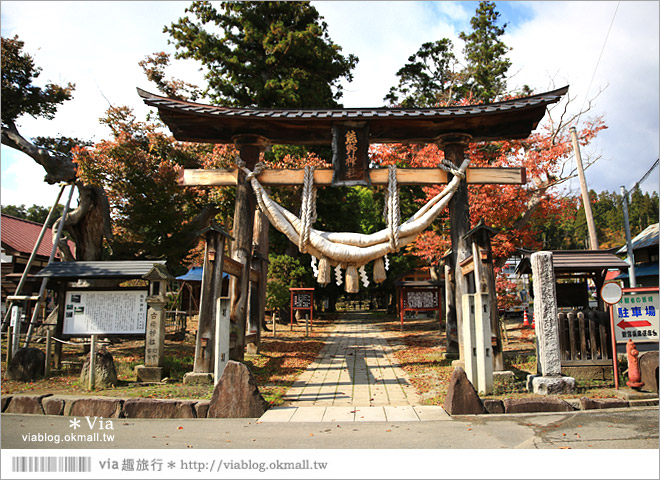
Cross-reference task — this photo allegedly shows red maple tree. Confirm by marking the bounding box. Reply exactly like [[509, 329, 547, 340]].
[[371, 117, 606, 266]]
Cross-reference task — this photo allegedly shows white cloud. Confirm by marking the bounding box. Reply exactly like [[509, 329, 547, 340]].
[[505, 1, 659, 195], [315, 1, 464, 107], [0, 149, 70, 207], [1, 1, 658, 209]]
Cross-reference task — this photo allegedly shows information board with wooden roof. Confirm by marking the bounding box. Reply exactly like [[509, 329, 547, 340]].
[[35, 260, 167, 279]]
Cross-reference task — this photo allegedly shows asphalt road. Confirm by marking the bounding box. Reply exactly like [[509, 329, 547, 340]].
[[2, 406, 658, 450]]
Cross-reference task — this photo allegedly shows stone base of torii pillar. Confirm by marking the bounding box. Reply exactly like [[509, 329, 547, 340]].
[[526, 251, 576, 395]]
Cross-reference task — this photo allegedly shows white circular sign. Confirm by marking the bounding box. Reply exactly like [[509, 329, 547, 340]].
[[600, 282, 623, 305]]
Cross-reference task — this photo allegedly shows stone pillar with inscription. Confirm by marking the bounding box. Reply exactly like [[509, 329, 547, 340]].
[[135, 265, 172, 383], [526, 252, 576, 394]]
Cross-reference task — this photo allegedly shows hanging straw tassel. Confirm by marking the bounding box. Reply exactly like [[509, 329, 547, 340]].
[[345, 265, 360, 293], [317, 257, 332, 286], [373, 257, 387, 283]]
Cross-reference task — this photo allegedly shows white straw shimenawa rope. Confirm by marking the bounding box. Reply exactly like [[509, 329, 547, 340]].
[[299, 165, 317, 254], [238, 156, 470, 291], [384, 164, 401, 252]]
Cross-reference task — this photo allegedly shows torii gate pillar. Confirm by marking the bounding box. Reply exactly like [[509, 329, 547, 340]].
[[229, 134, 269, 361], [437, 133, 472, 360]]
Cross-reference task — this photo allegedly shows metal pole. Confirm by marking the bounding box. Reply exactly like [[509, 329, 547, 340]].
[[620, 186, 637, 288], [609, 304, 620, 389], [1, 184, 67, 331], [24, 184, 75, 347], [570, 126, 599, 250]]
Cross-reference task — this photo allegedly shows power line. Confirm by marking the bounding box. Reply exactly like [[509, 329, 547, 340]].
[[575, 1, 620, 127], [570, 158, 658, 230], [628, 158, 659, 193]]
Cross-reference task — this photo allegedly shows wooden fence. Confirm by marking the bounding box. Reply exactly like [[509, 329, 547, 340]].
[[558, 310, 612, 367], [165, 310, 188, 335]]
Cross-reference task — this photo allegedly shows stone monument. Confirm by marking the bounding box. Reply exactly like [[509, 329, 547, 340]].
[[527, 251, 576, 394], [135, 265, 172, 382]]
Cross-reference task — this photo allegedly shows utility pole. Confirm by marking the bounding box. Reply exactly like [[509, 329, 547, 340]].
[[570, 126, 599, 250], [620, 186, 636, 288]]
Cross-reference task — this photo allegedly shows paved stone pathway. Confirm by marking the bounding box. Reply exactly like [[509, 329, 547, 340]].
[[283, 312, 420, 407], [258, 313, 448, 422]]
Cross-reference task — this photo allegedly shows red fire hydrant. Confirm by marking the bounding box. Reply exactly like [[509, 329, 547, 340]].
[[625, 339, 645, 389]]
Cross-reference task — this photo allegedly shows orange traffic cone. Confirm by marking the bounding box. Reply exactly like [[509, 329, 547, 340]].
[[531, 312, 535, 328], [523, 310, 530, 327]]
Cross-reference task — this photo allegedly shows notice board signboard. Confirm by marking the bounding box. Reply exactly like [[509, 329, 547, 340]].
[[398, 284, 442, 329], [63, 290, 148, 335], [612, 287, 659, 344], [289, 287, 314, 328], [292, 292, 312, 309], [403, 289, 439, 309]]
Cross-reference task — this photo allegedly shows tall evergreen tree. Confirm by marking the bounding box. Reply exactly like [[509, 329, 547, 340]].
[[385, 1, 511, 107], [384, 39, 460, 107], [164, 1, 357, 108], [458, 1, 511, 103]]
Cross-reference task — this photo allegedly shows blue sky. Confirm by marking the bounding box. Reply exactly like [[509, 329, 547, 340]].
[[1, 1, 659, 209]]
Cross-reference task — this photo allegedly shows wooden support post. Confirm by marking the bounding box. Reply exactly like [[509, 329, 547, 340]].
[[290, 291, 294, 330], [229, 134, 268, 361], [400, 289, 405, 330], [247, 210, 269, 355], [193, 225, 230, 374], [53, 283, 66, 369], [444, 261, 458, 353], [464, 221, 505, 371], [438, 134, 472, 361], [44, 329, 52, 377], [6, 326, 14, 368], [89, 334, 97, 391]]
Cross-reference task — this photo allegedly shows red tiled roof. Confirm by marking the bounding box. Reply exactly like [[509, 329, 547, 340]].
[[1, 214, 73, 258]]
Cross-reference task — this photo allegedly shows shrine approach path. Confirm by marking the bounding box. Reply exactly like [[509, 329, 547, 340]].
[[282, 312, 420, 407]]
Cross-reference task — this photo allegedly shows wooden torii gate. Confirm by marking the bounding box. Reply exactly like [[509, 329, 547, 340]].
[[139, 86, 568, 373]]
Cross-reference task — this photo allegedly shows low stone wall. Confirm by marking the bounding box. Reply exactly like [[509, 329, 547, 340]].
[[1, 394, 211, 419], [2, 393, 657, 418]]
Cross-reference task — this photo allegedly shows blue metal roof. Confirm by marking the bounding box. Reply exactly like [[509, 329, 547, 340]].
[[617, 223, 659, 254], [615, 261, 659, 279], [176, 266, 229, 282]]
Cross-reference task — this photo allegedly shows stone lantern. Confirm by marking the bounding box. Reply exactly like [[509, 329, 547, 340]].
[[135, 263, 173, 382]]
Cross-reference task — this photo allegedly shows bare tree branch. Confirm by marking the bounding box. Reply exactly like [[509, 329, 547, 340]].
[[1, 121, 76, 183]]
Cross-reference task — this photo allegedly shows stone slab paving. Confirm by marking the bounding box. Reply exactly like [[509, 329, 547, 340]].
[[283, 313, 420, 407], [258, 313, 442, 423], [258, 405, 450, 423]]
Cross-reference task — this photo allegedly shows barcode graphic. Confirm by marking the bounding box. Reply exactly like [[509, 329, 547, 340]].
[[12, 456, 91, 473]]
